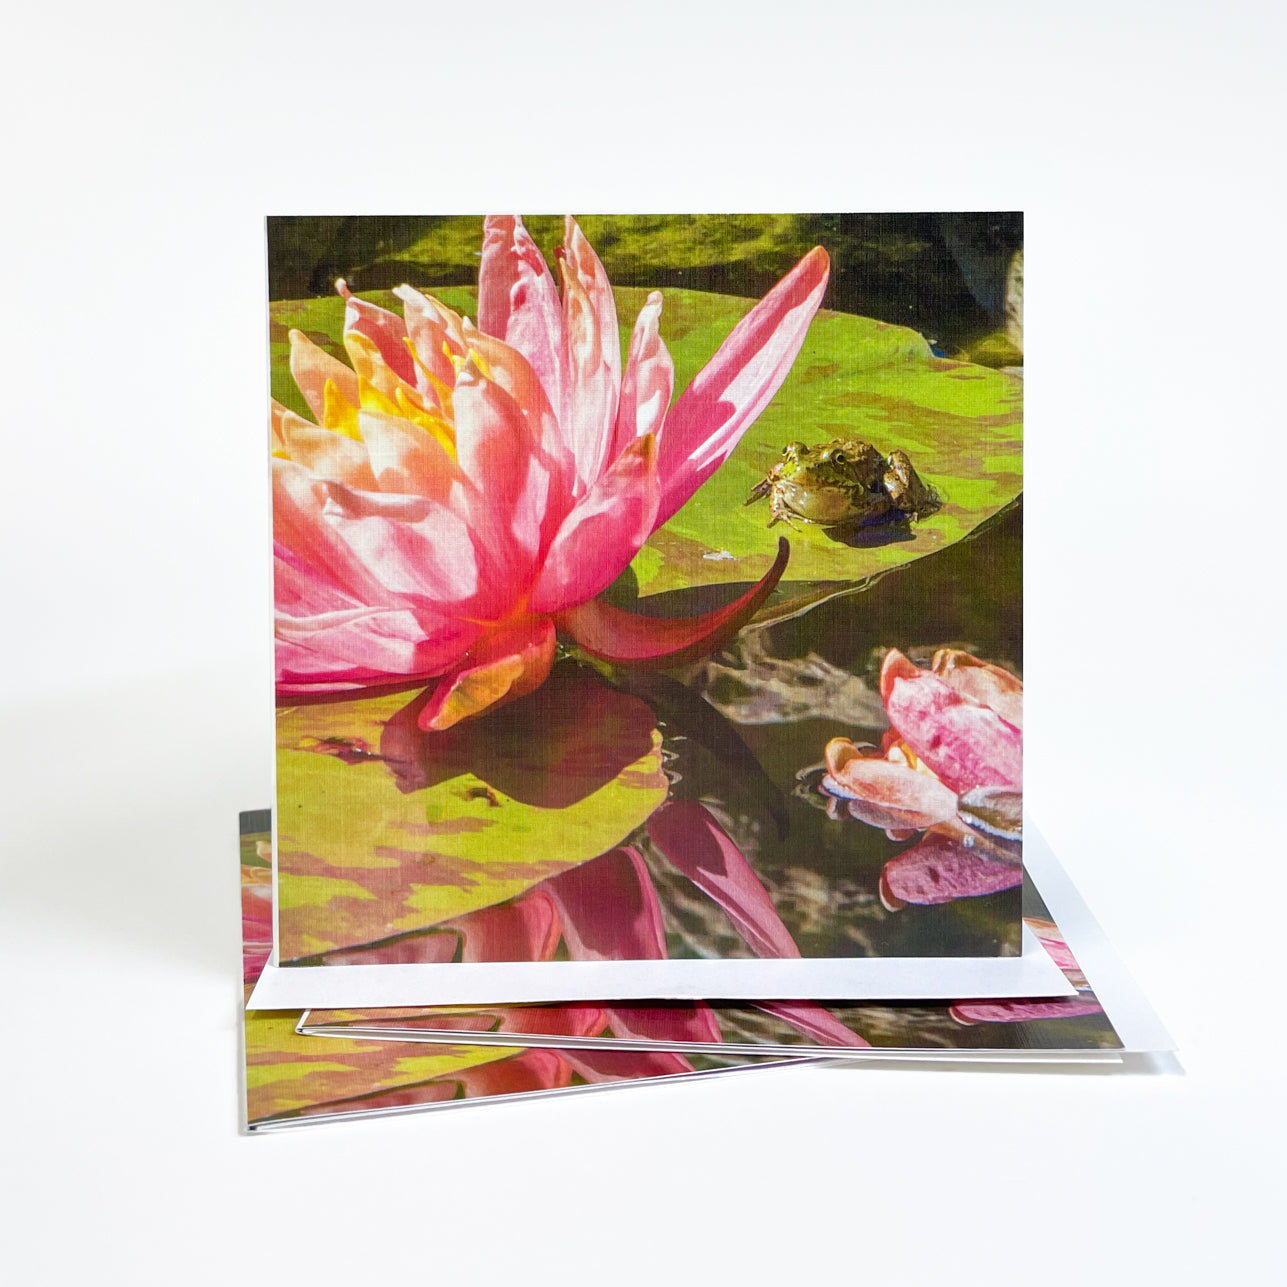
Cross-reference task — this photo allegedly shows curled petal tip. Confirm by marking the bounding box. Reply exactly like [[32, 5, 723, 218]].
[[416, 619, 556, 731], [335, 278, 352, 299], [558, 537, 789, 668], [805, 244, 830, 276], [879, 647, 921, 704], [878, 870, 907, 912], [824, 737, 866, 777]]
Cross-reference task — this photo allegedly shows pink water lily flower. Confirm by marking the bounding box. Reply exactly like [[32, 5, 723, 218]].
[[820, 647, 1023, 841], [273, 216, 828, 729]]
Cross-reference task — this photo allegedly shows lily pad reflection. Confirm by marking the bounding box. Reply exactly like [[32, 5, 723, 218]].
[[275, 666, 668, 960]]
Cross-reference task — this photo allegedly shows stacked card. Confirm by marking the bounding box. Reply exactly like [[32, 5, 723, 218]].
[[247, 213, 1170, 1130]]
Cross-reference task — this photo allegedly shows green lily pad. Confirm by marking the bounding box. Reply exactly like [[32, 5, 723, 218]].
[[268, 284, 1021, 598], [274, 680, 669, 961], [245, 1010, 520, 1120], [612, 286, 1023, 595]]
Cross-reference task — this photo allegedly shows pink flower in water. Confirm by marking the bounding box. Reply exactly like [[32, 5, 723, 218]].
[[273, 216, 828, 729], [818, 648, 1024, 909], [820, 648, 1023, 841]]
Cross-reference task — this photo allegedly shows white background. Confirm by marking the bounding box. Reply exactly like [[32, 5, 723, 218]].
[[2, 1, 1284, 1282]]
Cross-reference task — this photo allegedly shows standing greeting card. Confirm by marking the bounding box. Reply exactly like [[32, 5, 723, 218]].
[[256, 215, 1051, 1008]]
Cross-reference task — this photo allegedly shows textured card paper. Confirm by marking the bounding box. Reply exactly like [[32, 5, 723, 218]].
[[267, 214, 1029, 1004]]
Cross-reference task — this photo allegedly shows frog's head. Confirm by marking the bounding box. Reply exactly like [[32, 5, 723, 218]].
[[779, 439, 874, 487]]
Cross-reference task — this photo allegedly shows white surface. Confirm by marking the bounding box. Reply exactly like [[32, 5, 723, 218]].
[[250, 923, 1072, 1008], [1, 2, 1283, 1283]]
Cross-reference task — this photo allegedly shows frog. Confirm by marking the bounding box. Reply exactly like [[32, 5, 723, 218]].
[[746, 439, 939, 530]]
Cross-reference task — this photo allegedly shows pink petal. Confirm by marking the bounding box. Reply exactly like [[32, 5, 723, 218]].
[[273, 403, 378, 490], [880, 649, 1023, 794], [355, 409, 457, 500], [559, 216, 621, 489], [242, 883, 273, 982], [454, 1049, 574, 1096], [494, 1004, 610, 1038], [822, 738, 958, 831], [879, 827, 1023, 907], [950, 997, 1103, 1025], [461, 317, 577, 499], [564, 217, 621, 389], [242, 942, 272, 985], [932, 648, 1024, 730], [417, 616, 557, 731], [478, 215, 523, 341], [241, 882, 272, 942], [450, 360, 549, 579], [612, 290, 674, 460], [564, 1049, 695, 1081], [446, 888, 561, 963], [288, 329, 358, 423], [393, 285, 464, 398], [274, 546, 360, 616], [318, 483, 437, 522], [477, 215, 568, 421], [542, 847, 668, 961], [557, 535, 789, 667], [272, 458, 393, 609], [753, 1000, 873, 1048], [605, 1002, 725, 1045], [448, 360, 535, 503], [337, 280, 417, 387], [275, 605, 480, 693], [530, 434, 660, 614], [325, 488, 480, 607], [317, 485, 516, 624], [654, 246, 830, 526], [1025, 917, 1089, 989], [647, 800, 800, 958]]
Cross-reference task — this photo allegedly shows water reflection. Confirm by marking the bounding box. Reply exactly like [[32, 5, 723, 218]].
[[379, 661, 657, 807]]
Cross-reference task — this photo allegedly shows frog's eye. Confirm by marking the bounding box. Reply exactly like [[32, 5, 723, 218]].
[[832, 450, 847, 464]]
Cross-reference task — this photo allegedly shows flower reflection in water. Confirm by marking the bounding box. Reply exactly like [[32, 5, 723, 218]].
[[321, 799, 866, 1049], [241, 846, 729, 1121], [302, 669, 867, 1048]]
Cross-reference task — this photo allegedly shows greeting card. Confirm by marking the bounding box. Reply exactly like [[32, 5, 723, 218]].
[[257, 214, 1053, 1008]]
